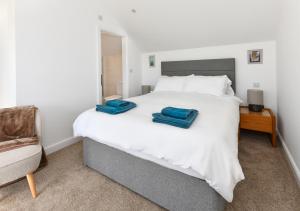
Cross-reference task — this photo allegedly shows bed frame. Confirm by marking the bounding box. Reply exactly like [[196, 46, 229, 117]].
[[83, 58, 236, 211]]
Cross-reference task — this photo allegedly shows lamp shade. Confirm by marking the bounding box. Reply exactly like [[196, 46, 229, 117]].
[[247, 89, 264, 112]]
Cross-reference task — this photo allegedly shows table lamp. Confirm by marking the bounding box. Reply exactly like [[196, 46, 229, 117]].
[[247, 89, 264, 112]]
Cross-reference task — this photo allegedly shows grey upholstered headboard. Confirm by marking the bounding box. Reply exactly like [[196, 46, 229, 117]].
[[161, 58, 236, 91]]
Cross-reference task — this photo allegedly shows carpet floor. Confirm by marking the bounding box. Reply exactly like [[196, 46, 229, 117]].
[[0, 133, 299, 211]]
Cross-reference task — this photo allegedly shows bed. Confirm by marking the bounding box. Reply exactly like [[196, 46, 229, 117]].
[[74, 58, 244, 211]]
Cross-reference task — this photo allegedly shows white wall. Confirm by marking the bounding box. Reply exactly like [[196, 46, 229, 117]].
[[0, 0, 16, 108], [128, 38, 142, 97], [277, 0, 300, 182], [142, 41, 277, 112], [14, 0, 142, 150]]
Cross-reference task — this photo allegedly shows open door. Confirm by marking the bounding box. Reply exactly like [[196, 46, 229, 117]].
[[101, 31, 123, 102]]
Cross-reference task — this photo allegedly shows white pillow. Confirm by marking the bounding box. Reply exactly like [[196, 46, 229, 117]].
[[226, 86, 235, 96], [183, 75, 228, 96], [216, 75, 235, 96], [198, 75, 232, 86], [154, 75, 192, 92], [212, 75, 234, 96]]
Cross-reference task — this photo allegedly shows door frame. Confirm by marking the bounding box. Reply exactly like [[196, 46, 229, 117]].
[[97, 26, 129, 103]]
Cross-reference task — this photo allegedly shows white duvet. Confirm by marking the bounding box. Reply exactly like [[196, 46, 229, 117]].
[[73, 91, 245, 202]]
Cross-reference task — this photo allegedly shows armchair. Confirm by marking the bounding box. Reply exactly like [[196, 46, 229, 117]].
[[0, 106, 43, 198]]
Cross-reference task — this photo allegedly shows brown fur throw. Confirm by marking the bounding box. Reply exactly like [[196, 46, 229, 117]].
[[0, 137, 39, 153], [0, 106, 39, 152]]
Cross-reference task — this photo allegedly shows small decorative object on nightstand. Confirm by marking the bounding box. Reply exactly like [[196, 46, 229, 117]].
[[142, 85, 151, 95], [239, 106, 276, 147]]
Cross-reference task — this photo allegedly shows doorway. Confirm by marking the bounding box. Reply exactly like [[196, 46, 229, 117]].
[[101, 31, 123, 102]]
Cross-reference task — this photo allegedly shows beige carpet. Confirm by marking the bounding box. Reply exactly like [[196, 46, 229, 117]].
[[1, 133, 299, 211]]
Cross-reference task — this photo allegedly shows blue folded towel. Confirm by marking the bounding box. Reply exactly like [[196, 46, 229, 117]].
[[161, 107, 197, 119], [106, 99, 130, 107], [152, 109, 198, 129], [96, 102, 136, 115]]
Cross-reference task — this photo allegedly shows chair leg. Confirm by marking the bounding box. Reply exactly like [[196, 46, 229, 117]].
[[26, 173, 37, 198]]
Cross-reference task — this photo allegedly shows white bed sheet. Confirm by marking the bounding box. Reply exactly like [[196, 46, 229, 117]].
[[73, 91, 245, 202]]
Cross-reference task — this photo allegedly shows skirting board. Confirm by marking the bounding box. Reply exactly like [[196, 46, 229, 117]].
[[278, 132, 300, 186], [44, 136, 81, 155]]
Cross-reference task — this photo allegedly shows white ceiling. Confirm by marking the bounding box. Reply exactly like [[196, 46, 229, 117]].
[[100, 0, 280, 52]]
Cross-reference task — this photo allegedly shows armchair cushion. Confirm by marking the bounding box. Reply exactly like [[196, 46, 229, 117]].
[[0, 144, 42, 185]]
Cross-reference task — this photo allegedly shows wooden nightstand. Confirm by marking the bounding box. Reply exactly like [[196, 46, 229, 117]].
[[239, 106, 276, 147]]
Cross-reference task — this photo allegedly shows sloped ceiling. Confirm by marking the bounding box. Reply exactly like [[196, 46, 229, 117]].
[[100, 0, 280, 52]]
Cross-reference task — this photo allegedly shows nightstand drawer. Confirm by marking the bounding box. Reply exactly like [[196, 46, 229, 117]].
[[239, 106, 276, 147], [240, 115, 272, 133]]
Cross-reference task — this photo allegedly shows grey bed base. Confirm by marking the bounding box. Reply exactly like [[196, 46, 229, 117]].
[[84, 138, 225, 211]]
